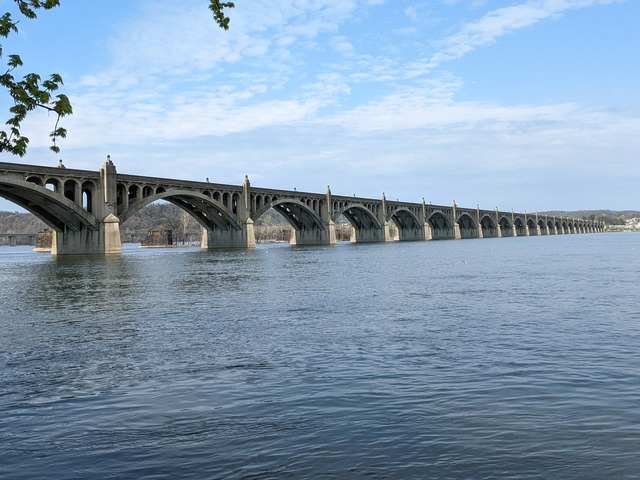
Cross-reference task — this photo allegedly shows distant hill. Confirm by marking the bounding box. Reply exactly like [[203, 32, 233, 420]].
[[0, 211, 47, 233], [539, 210, 640, 218]]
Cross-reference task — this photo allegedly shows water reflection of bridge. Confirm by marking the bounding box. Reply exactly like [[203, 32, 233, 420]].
[[0, 159, 605, 255]]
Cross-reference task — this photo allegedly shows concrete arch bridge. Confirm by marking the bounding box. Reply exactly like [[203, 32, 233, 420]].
[[0, 159, 604, 255]]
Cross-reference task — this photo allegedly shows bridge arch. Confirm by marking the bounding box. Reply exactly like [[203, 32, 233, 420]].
[[82, 181, 97, 214], [120, 189, 241, 232], [498, 216, 513, 237], [456, 213, 478, 239], [269, 198, 324, 232], [527, 218, 538, 235], [514, 217, 526, 236], [386, 207, 423, 241], [480, 215, 498, 238], [259, 197, 331, 245], [560, 220, 567, 234], [45, 177, 62, 194], [0, 177, 98, 232], [428, 211, 454, 240], [538, 219, 548, 235], [64, 179, 78, 202], [386, 207, 420, 230], [340, 204, 382, 242]]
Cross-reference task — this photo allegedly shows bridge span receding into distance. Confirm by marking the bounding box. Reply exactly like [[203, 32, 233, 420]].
[[0, 159, 604, 255]]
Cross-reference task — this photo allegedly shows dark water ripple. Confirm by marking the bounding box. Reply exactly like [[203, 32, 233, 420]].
[[1, 234, 639, 479]]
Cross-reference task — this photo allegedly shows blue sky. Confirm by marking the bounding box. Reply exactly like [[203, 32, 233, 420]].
[[1, 0, 638, 213]]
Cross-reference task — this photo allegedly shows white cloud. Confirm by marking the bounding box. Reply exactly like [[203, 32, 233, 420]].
[[11, 0, 638, 212], [406, 0, 626, 77]]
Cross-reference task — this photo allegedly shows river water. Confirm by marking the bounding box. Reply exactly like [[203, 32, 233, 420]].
[[1, 233, 639, 479]]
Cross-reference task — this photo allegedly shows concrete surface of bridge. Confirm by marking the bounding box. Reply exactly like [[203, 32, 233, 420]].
[[0, 159, 605, 255]]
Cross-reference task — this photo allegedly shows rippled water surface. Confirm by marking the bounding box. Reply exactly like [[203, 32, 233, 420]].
[[1, 234, 639, 479]]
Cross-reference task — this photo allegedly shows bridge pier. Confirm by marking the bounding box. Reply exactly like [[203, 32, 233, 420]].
[[350, 222, 388, 243], [290, 223, 335, 246], [201, 219, 256, 249], [394, 221, 425, 242], [52, 214, 122, 255]]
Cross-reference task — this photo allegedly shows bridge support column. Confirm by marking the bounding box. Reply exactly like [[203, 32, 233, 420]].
[[102, 214, 123, 254], [290, 221, 335, 246], [51, 214, 122, 255], [349, 222, 385, 243], [477, 223, 484, 239], [424, 222, 433, 241], [201, 219, 256, 249], [384, 221, 393, 242]]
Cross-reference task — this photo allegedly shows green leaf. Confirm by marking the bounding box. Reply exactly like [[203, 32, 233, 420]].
[[49, 73, 63, 84], [53, 94, 72, 116], [0, 13, 19, 38], [51, 126, 67, 138], [208, 0, 235, 30], [7, 54, 23, 68]]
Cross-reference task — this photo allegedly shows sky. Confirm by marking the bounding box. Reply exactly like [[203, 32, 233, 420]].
[[1, 0, 638, 213]]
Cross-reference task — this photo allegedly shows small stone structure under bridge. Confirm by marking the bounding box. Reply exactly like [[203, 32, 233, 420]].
[[0, 159, 605, 255]]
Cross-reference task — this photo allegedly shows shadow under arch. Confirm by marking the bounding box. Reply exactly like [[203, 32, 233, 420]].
[[480, 214, 499, 238], [251, 197, 324, 231], [336, 203, 383, 243], [252, 196, 332, 245], [273, 200, 324, 230], [427, 211, 454, 240], [456, 213, 479, 239], [514, 217, 526, 236], [386, 207, 423, 241], [0, 177, 98, 232], [498, 215, 514, 237], [119, 190, 241, 232]]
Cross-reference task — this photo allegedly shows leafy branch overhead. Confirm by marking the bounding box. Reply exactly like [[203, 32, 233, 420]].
[[0, 0, 235, 157], [209, 1, 235, 30]]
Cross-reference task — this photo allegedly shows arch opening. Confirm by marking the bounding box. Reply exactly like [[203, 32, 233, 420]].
[[457, 213, 478, 239], [82, 181, 96, 214], [428, 212, 453, 240], [480, 215, 498, 238], [498, 217, 513, 237]]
